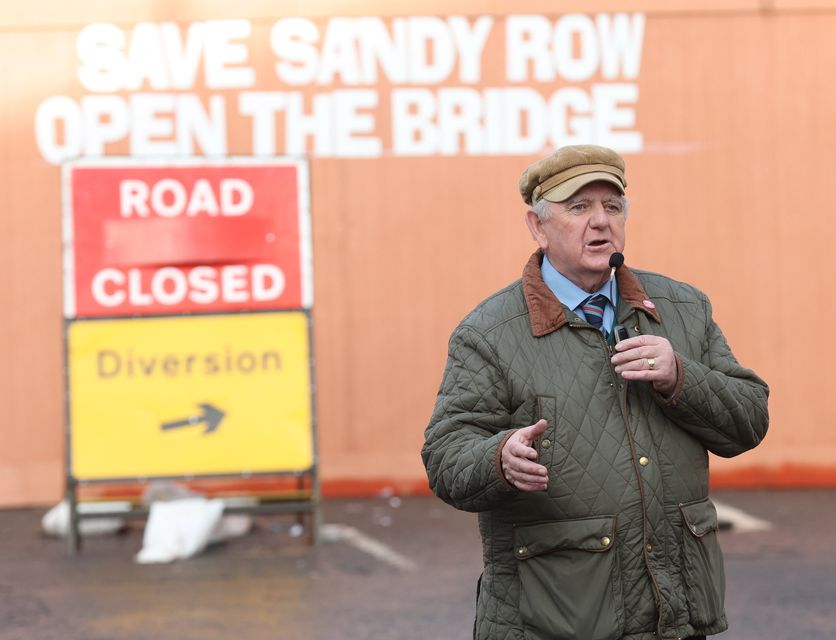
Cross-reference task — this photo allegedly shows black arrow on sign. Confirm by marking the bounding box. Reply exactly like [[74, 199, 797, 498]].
[[161, 403, 225, 435]]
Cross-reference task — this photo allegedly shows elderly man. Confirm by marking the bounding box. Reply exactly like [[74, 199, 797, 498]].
[[422, 145, 768, 640]]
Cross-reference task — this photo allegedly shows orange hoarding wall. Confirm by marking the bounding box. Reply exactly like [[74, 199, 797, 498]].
[[1, 2, 835, 506]]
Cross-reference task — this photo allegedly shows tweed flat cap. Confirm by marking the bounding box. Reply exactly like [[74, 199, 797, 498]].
[[519, 145, 627, 205]]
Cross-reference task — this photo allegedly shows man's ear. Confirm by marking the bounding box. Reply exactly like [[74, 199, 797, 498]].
[[525, 208, 548, 250]]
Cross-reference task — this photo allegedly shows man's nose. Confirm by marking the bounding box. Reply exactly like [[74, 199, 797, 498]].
[[588, 203, 609, 227]]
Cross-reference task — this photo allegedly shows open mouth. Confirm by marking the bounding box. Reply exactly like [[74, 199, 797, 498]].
[[587, 240, 610, 248]]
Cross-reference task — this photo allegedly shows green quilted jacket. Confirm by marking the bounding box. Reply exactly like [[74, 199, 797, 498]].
[[422, 251, 769, 640]]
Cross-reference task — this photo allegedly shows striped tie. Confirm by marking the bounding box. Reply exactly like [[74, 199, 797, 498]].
[[582, 294, 609, 336]]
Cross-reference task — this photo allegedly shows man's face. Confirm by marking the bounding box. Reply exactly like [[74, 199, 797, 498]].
[[525, 181, 627, 291]]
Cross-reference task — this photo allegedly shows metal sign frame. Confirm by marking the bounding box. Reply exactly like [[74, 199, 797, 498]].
[[61, 156, 319, 554], [63, 308, 320, 553]]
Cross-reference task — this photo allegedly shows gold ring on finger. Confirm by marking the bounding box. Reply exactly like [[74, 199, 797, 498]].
[[647, 357, 656, 370]]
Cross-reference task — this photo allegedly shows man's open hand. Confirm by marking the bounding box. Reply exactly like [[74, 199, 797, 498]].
[[501, 419, 549, 491]]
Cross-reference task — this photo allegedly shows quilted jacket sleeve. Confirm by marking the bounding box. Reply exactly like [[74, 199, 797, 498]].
[[657, 296, 769, 457], [422, 325, 519, 512]]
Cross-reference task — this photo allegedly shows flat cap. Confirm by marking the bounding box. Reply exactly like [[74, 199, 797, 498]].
[[519, 145, 627, 206]]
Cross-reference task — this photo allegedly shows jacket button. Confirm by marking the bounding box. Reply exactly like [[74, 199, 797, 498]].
[[645, 543, 653, 552], [541, 439, 551, 449], [639, 456, 650, 466], [633, 325, 640, 333], [600, 536, 611, 547], [517, 546, 528, 555]]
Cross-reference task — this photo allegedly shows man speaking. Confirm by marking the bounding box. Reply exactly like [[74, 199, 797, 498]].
[[422, 145, 769, 640]]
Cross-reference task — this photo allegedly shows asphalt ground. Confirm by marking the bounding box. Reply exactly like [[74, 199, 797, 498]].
[[1, 489, 834, 640]]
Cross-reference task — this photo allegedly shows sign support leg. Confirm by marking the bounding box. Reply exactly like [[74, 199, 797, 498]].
[[310, 471, 321, 546], [66, 477, 81, 556]]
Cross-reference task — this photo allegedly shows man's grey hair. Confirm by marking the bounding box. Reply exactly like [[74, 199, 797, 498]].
[[531, 194, 629, 222], [531, 198, 553, 222]]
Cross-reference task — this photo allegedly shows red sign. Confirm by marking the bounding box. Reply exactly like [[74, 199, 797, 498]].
[[63, 159, 311, 317]]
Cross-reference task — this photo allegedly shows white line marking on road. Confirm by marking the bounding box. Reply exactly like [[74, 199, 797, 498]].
[[321, 524, 417, 571], [713, 500, 772, 532]]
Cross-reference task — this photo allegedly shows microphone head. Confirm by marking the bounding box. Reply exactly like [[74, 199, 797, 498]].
[[609, 252, 625, 269]]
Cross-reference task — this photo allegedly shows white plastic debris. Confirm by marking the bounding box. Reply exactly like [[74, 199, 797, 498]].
[[134, 496, 254, 564], [135, 497, 225, 564], [41, 500, 130, 538], [209, 513, 252, 544]]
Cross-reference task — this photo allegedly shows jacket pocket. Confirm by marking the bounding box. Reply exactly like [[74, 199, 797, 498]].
[[514, 516, 623, 640], [679, 498, 726, 627]]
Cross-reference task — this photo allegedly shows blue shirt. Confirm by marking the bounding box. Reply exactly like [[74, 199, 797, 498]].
[[541, 256, 618, 334]]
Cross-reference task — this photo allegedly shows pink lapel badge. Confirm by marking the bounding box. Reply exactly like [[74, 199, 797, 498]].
[[642, 299, 656, 310]]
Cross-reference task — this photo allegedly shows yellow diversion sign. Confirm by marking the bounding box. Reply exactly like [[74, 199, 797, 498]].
[[67, 312, 314, 480]]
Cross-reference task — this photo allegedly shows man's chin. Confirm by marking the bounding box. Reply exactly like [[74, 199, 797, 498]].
[[583, 258, 614, 274]]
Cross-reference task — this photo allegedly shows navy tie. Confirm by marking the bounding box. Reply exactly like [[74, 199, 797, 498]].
[[582, 294, 609, 336]]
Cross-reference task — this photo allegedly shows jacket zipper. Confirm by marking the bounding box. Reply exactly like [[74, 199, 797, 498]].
[[599, 329, 668, 637]]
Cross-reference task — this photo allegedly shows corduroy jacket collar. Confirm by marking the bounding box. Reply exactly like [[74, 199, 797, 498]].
[[521, 250, 661, 337]]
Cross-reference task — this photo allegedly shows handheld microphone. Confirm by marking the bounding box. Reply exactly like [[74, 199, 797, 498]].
[[608, 252, 624, 281], [613, 325, 630, 344], [608, 253, 624, 344]]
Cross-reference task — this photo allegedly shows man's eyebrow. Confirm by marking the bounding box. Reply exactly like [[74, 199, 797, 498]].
[[564, 195, 589, 206]]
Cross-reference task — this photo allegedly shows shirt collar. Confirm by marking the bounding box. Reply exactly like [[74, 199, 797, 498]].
[[522, 250, 660, 338], [540, 255, 617, 311]]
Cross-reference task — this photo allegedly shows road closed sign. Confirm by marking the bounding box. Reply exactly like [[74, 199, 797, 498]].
[[62, 158, 312, 318], [67, 312, 314, 480]]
